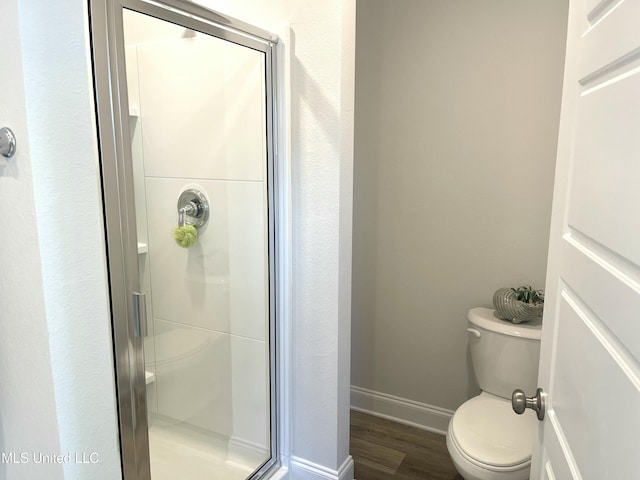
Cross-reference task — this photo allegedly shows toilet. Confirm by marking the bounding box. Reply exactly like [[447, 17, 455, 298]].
[[446, 307, 542, 480]]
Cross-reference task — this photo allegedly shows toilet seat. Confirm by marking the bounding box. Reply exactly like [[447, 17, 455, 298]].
[[449, 393, 535, 470], [447, 424, 531, 480], [448, 422, 529, 474]]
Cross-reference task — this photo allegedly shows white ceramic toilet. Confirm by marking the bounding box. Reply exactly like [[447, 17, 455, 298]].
[[446, 307, 542, 480]]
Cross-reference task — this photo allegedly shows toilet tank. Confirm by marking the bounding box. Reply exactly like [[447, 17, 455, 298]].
[[467, 307, 542, 399]]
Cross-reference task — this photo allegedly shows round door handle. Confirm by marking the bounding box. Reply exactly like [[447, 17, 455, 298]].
[[512, 387, 546, 421]]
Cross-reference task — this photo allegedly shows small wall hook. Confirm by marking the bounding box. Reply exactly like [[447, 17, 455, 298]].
[[0, 127, 16, 158]]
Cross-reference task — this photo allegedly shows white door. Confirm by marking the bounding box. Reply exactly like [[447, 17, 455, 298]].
[[531, 0, 640, 478]]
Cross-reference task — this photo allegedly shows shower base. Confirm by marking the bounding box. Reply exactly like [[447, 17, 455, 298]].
[[148, 414, 268, 480]]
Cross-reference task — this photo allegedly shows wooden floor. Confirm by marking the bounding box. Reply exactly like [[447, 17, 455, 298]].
[[350, 410, 463, 480]]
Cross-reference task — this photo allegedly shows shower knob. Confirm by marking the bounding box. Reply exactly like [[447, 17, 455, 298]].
[[177, 188, 210, 229], [512, 388, 546, 421]]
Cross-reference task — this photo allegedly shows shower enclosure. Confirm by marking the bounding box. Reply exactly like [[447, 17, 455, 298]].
[[89, 1, 279, 479]]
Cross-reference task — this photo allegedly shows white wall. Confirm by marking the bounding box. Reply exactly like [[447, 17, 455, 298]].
[[352, 0, 568, 423], [0, 1, 64, 479], [1, 1, 355, 480], [0, 1, 122, 479], [18, 1, 123, 479]]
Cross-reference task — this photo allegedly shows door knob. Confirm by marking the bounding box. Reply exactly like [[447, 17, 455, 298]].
[[512, 387, 546, 421]]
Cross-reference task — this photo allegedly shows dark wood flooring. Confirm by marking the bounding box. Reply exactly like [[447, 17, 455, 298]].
[[350, 410, 464, 480]]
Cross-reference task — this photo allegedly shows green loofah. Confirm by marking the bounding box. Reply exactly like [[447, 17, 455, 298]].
[[173, 225, 198, 248]]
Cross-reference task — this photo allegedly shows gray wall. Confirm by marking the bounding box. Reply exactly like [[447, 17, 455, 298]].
[[352, 0, 569, 412]]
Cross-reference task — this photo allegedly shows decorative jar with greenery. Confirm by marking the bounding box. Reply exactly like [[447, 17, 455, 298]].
[[493, 285, 544, 324]]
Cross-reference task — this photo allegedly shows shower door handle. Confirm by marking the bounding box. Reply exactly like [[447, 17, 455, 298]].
[[132, 292, 148, 337]]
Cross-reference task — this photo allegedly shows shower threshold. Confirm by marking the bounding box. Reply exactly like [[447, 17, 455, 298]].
[[148, 414, 268, 480]]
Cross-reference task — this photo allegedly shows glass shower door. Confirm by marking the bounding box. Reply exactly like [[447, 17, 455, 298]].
[[124, 10, 273, 479], [90, 1, 277, 479]]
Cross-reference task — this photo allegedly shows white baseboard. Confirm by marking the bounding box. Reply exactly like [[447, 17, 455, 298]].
[[290, 455, 354, 480], [350, 386, 454, 435]]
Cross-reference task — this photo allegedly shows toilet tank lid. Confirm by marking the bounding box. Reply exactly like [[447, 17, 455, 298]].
[[468, 307, 542, 340]]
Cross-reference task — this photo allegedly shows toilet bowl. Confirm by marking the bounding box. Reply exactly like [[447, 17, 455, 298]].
[[446, 393, 535, 480], [446, 308, 542, 480]]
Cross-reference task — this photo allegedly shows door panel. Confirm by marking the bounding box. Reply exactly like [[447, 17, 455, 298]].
[[535, 0, 640, 477], [580, 0, 640, 79], [542, 463, 556, 480], [561, 236, 640, 357], [553, 290, 640, 477], [543, 430, 574, 480], [568, 73, 640, 265]]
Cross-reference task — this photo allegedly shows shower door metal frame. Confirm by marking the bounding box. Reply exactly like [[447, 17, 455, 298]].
[[88, 1, 281, 479]]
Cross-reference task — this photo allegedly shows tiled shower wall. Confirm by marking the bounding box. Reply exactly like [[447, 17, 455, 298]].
[[126, 29, 269, 452]]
